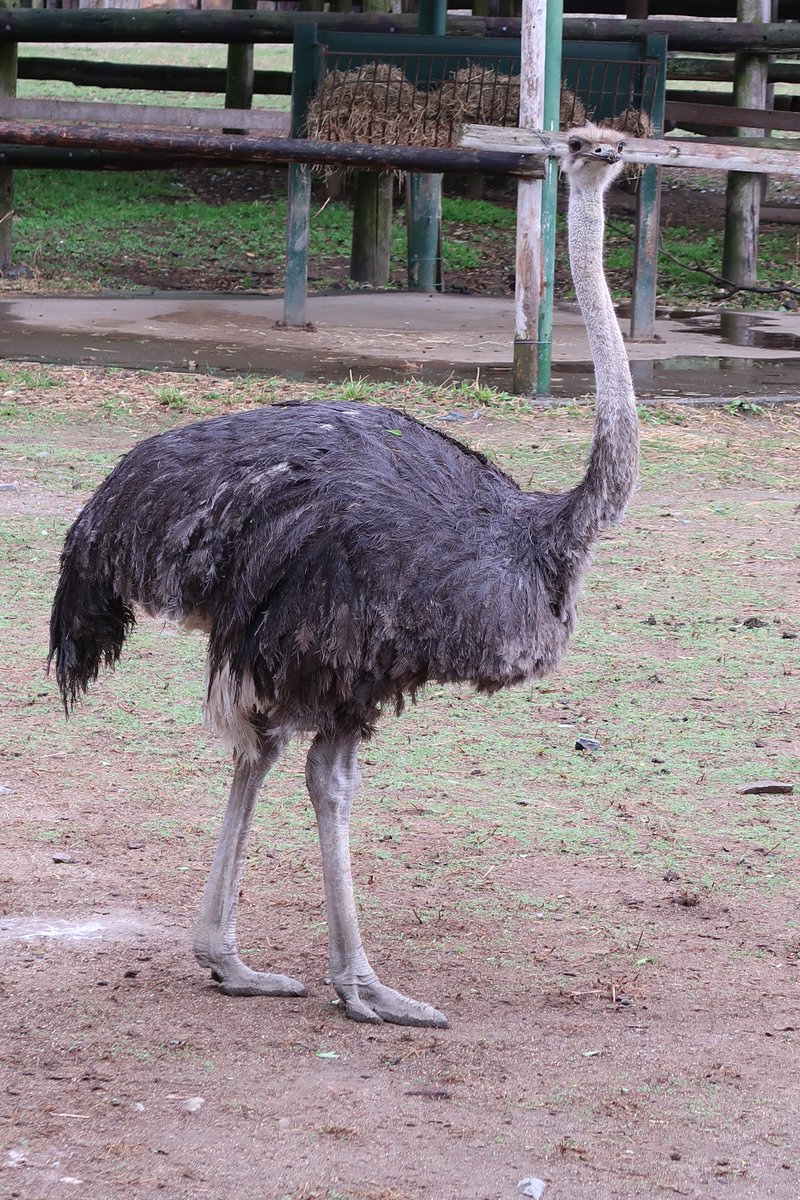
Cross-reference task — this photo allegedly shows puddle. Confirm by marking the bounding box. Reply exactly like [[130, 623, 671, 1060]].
[[0, 913, 152, 943], [677, 310, 800, 353]]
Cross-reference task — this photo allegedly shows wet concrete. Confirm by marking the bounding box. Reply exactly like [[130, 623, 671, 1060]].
[[1, 291, 799, 399], [0, 912, 179, 940], [0, 913, 155, 943]]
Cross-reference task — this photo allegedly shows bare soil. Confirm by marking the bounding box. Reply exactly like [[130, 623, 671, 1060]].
[[1, 377, 798, 1200]]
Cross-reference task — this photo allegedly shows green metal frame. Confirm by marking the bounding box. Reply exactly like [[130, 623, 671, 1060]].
[[284, 26, 668, 341]]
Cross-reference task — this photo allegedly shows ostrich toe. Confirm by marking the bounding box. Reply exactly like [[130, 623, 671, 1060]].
[[337, 979, 448, 1028], [209, 959, 307, 998]]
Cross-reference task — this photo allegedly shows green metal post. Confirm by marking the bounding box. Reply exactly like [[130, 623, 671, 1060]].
[[534, 0, 564, 395], [630, 34, 667, 341], [408, 0, 446, 292]]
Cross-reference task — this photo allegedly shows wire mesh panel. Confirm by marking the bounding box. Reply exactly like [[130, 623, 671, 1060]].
[[305, 45, 662, 148]]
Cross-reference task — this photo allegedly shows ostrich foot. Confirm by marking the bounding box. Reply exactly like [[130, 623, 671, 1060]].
[[335, 977, 448, 1028], [198, 952, 307, 998]]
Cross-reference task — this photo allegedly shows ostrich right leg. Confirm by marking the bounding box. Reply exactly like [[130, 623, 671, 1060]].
[[306, 731, 448, 1028], [193, 733, 307, 998]]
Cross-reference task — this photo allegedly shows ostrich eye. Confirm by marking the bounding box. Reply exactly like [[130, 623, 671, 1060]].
[[617, 141, 625, 153], [567, 137, 583, 153]]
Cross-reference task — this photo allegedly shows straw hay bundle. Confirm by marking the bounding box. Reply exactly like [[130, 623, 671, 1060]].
[[559, 87, 587, 130], [610, 106, 653, 139], [306, 63, 590, 150], [305, 63, 419, 146], [609, 106, 653, 177]]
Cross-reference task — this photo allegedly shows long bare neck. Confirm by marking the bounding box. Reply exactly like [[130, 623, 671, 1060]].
[[566, 176, 639, 539]]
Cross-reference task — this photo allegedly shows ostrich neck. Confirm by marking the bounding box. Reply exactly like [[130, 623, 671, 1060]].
[[567, 179, 639, 537]]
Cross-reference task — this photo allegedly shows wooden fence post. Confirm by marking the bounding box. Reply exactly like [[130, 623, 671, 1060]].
[[722, 0, 770, 287], [0, 0, 17, 275], [350, 171, 393, 286], [225, 0, 256, 134]]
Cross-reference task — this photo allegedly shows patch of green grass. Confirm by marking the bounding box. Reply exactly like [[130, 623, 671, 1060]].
[[17, 41, 293, 110]]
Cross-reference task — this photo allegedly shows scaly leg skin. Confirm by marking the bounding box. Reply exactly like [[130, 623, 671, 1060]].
[[306, 732, 448, 1029], [193, 732, 307, 999]]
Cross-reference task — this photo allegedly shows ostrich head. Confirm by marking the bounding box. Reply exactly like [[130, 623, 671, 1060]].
[[561, 124, 626, 193]]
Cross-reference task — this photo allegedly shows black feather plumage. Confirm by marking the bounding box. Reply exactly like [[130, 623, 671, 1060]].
[[50, 401, 587, 745]]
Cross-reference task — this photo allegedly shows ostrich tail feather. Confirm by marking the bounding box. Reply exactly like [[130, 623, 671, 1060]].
[[49, 562, 135, 713]]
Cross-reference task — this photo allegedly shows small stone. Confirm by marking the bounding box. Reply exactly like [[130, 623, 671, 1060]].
[[126, 840, 144, 850], [518, 1178, 546, 1199], [131, 1101, 145, 1112], [741, 616, 768, 629], [575, 736, 600, 752], [179, 1097, 205, 1114], [663, 869, 681, 882], [736, 781, 793, 796], [781, 630, 797, 640], [0, 482, 19, 493], [52, 852, 76, 864]]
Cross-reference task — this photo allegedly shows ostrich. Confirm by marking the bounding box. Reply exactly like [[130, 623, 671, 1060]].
[[50, 126, 637, 1029]]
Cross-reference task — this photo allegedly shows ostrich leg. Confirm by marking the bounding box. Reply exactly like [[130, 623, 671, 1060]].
[[194, 733, 307, 998], [306, 732, 448, 1028]]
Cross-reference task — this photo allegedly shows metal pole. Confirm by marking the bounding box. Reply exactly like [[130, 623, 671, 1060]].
[[535, 0, 564, 395], [512, 0, 546, 395], [408, 0, 445, 292]]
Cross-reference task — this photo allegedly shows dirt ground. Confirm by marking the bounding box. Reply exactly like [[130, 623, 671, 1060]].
[[1, 372, 798, 1200]]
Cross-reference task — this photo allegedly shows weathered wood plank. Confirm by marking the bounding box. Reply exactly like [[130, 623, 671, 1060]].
[[665, 98, 800, 133], [0, 96, 290, 133], [460, 125, 800, 176]]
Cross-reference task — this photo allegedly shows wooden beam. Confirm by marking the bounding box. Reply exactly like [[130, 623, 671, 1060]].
[[0, 96, 291, 133], [460, 125, 800, 177], [665, 98, 800, 133], [0, 11, 800, 53], [17, 57, 292, 96], [0, 119, 545, 176]]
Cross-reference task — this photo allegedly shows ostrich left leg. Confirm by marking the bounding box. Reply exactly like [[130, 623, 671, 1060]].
[[194, 731, 307, 998], [306, 731, 448, 1028]]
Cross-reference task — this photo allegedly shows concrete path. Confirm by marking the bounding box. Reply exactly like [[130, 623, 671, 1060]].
[[1, 291, 799, 398]]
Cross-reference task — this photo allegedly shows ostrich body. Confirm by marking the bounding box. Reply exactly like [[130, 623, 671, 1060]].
[[50, 127, 637, 1028]]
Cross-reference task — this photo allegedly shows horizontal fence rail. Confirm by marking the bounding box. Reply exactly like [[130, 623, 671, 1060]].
[[0, 13, 799, 53], [460, 124, 800, 176], [0, 118, 545, 176]]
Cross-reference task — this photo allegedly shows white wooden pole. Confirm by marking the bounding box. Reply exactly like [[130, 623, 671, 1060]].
[[513, 0, 547, 396]]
